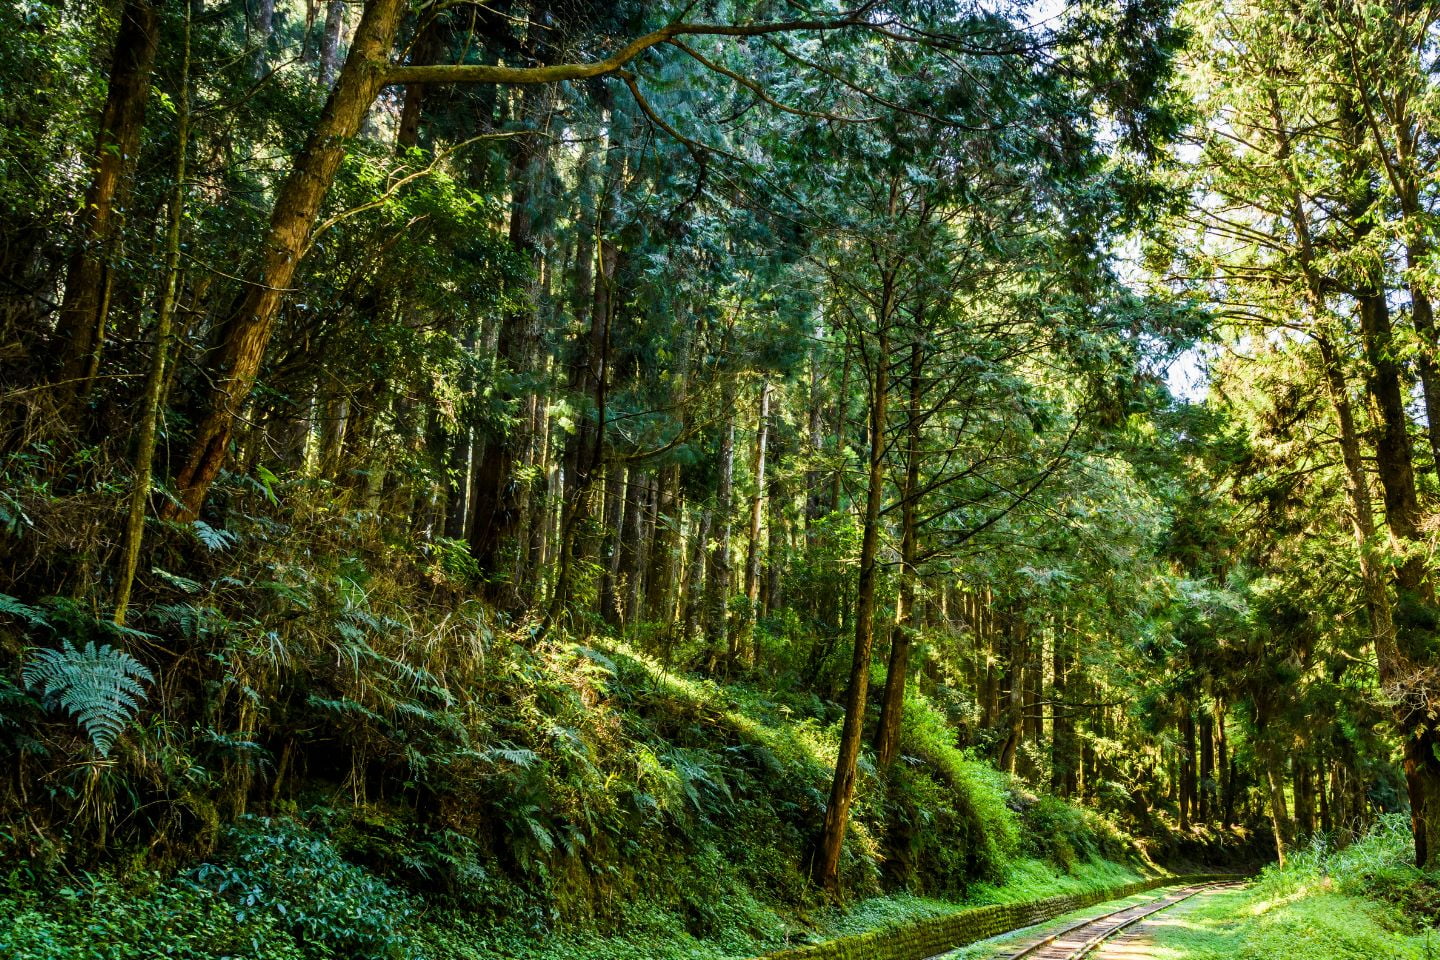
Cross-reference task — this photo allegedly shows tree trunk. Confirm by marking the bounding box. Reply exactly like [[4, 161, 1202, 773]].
[[681, 506, 711, 652], [53, 0, 161, 398], [875, 338, 924, 768], [707, 382, 736, 667], [166, 0, 410, 520], [1356, 288, 1440, 869], [814, 319, 888, 893], [1199, 709, 1214, 826], [1179, 711, 1195, 832], [739, 379, 771, 664], [598, 464, 625, 625], [617, 466, 647, 629], [396, 17, 443, 148], [1050, 625, 1076, 797], [1294, 762, 1314, 839], [645, 461, 681, 623], [113, 6, 190, 625], [319, 0, 346, 86], [806, 336, 826, 541], [249, 0, 277, 75]]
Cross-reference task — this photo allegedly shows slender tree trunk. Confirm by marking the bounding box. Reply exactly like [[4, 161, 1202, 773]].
[[681, 506, 711, 651], [828, 353, 851, 516], [250, 0, 277, 75], [739, 379, 771, 664], [814, 311, 890, 894], [396, 18, 444, 148], [875, 339, 924, 768], [1199, 709, 1214, 826], [113, 6, 190, 625], [645, 462, 680, 622], [1295, 762, 1315, 839], [806, 336, 826, 541], [1264, 745, 1292, 865], [617, 466, 647, 629], [53, 0, 161, 399], [998, 621, 1024, 776], [598, 464, 625, 625], [319, 0, 346, 86], [1179, 711, 1196, 831], [707, 382, 736, 667], [1050, 624, 1075, 796]]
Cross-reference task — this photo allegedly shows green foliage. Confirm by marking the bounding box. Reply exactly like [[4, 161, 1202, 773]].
[[0, 592, 48, 626], [21, 640, 153, 757], [1253, 816, 1440, 922], [1133, 822, 1440, 959], [193, 816, 420, 960], [0, 872, 304, 960]]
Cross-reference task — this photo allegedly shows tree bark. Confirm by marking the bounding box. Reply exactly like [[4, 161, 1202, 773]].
[[738, 378, 771, 664], [53, 0, 161, 399], [874, 338, 923, 768], [166, 0, 410, 520], [113, 5, 189, 625], [814, 318, 889, 894], [1179, 711, 1196, 832], [1199, 708, 1214, 825], [706, 382, 736, 667], [319, 0, 346, 87]]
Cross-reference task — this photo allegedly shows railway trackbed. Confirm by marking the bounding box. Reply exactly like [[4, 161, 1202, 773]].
[[986, 881, 1242, 960]]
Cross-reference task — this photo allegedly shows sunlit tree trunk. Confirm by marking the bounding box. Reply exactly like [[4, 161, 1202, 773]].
[[166, 0, 410, 520], [739, 378, 771, 664], [814, 315, 889, 894], [113, 5, 190, 625], [706, 381, 736, 667], [874, 338, 923, 768]]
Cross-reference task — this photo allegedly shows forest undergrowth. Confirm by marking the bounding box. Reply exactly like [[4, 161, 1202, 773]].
[[1, 470, 1152, 960]]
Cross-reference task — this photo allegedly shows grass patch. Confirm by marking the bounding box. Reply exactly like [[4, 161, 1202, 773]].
[[1140, 818, 1440, 960], [1138, 885, 1435, 960]]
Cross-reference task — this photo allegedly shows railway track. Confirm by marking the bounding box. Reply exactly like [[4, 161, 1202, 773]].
[[992, 881, 1240, 960]]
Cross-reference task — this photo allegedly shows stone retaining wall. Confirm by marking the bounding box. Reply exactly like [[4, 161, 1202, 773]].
[[758, 874, 1232, 960]]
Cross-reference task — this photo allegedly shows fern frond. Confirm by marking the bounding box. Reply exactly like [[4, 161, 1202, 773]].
[[21, 640, 153, 757], [192, 520, 239, 551], [0, 592, 48, 627]]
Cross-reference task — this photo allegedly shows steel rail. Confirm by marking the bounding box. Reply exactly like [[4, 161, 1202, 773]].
[[1002, 881, 1238, 960]]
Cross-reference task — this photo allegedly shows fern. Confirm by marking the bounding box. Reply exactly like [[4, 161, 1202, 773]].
[[0, 592, 48, 626], [21, 640, 153, 756], [192, 519, 239, 551]]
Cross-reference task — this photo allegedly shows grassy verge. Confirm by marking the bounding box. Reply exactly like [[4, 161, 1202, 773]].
[[482, 856, 1151, 960], [1138, 818, 1439, 960], [943, 886, 1174, 960]]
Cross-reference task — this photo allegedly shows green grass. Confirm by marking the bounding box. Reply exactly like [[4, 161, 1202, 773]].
[[780, 856, 1145, 945], [1136, 884, 1435, 959], [1135, 818, 1440, 960], [944, 887, 1175, 960], [411, 855, 1150, 960]]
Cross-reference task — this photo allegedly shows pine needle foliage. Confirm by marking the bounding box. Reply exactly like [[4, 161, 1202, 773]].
[[21, 640, 153, 757]]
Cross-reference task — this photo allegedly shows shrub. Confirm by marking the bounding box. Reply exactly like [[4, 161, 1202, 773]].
[[192, 816, 420, 960]]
